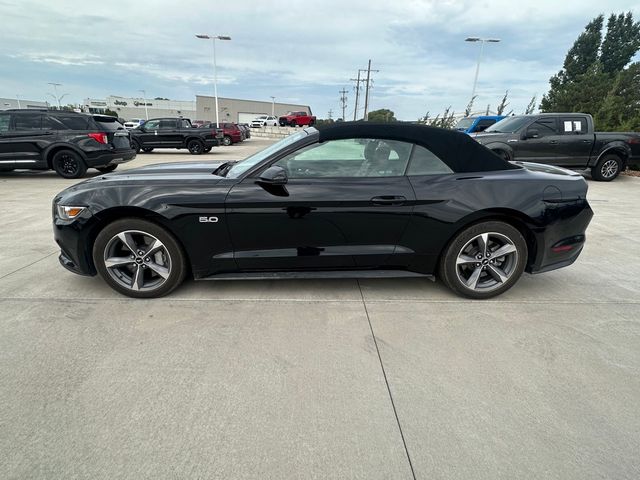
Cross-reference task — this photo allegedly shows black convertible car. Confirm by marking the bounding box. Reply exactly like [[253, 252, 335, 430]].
[[53, 123, 593, 299]]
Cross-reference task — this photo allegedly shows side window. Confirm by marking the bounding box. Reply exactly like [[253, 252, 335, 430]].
[[475, 119, 496, 132], [57, 115, 90, 130], [143, 119, 160, 130], [407, 145, 453, 176], [159, 119, 175, 130], [43, 116, 67, 130], [13, 114, 43, 131], [529, 119, 557, 138], [180, 119, 191, 128], [561, 117, 587, 134], [0, 114, 10, 133], [274, 138, 412, 178]]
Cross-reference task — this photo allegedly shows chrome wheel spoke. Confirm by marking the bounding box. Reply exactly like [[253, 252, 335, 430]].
[[487, 264, 509, 283], [456, 254, 477, 265], [131, 266, 144, 291], [117, 232, 138, 254], [477, 233, 489, 257], [147, 261, 170, 279], [145, 238, 164, 256], [491, 243, 516, 259], [104, 256, 133, 268], [465, 267, 483, 289]]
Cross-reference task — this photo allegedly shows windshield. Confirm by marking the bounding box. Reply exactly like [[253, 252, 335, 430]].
[[455, 118, 474, 130], [485, 116, 532, 133], [226, 130, 313, 178]]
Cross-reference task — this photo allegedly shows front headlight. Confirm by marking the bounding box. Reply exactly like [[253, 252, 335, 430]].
[[56, 205, 86, 220]]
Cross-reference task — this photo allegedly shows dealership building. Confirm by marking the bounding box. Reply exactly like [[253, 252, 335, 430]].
[[0, 97, 49, 110], [83, 95, 312, 124]]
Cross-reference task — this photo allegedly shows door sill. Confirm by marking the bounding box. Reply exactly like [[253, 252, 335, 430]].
[[199, 270, 435, 281]]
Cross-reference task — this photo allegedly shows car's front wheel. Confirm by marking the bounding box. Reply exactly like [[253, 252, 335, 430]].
[[439, 221, 527, 299], [51, 150, 87, 179], [222, 135, 232, 146], [93, 218, 187, 298], [591, 154, 622, 181], [142, 147, 154, 153], [131, 140, 141, 154]]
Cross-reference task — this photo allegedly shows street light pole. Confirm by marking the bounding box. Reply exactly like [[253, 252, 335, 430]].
[[196, 34, 231, 128], [16, 94, 21, 109], [138, 89, 149, 120], [47, 82, 66, 109], [465, 37, 500, 102], [270, 96, 276, 116]]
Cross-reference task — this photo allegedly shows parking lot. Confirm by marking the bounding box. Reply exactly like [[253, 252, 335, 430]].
[[1, 138, 639, 479]]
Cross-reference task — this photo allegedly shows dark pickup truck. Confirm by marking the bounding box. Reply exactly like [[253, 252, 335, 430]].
[[129, 117, 223, 155], [472, 113, 640, 181]]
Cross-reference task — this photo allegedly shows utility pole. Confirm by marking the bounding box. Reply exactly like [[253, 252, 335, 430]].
[[362, 59, 379, 121], [327, 109, 333, 121], [350, 70, 364, 121], [339, 88, 348, 121]]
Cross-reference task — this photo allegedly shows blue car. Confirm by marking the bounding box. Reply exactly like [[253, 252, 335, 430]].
[[455, 115, 505, 134]]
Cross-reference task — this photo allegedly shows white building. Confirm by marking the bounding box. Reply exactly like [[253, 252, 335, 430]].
[[0, 97, 49, 110], [83, 96, 196, 121]]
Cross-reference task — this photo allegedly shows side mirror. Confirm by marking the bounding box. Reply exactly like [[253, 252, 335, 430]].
[[525, 129, 540, 139], [258, 165, 288, 185]]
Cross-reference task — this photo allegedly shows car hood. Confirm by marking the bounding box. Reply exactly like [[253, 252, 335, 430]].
[[108, 161, 228, 176]]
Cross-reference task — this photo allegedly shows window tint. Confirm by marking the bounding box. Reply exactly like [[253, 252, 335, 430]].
[[180, 119, 191, 128], [57, 115, 90, 130], [14, 114, 42, 130], [274, 138, 412, 178], [407, 145, 453, 176], [0, 114, 9, 132], [561, 117, 587, 134], [94, 116, 124, 131], [43, 115, 67, 130], [159, 119, 176, 129], [143, 119, 160, 130], [529, 118, 557, 137]]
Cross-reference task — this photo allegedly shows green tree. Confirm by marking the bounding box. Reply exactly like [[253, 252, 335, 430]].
[[367, 109, 397, 122], [595, 62, 640, 131], [600, 12, 640, 74]]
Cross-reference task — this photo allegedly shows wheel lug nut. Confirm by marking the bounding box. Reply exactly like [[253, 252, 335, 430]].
[[487, 253, 491, 257], [130, 255, 135, 259], [137, 250, 143, 255], [476, 263, 481, 267], [476, 254, 482, 259]]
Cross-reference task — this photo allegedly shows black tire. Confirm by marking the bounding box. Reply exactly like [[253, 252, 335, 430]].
[[279, 121, 286, 127], [142, 147, 154, 153], [203, 147, 212, 153], [222, 135, 232, 146], [51, 150, 87, 179], [439, 221, 527, 299], [187, 139, 205, 154], [93, 218, 187, 299], [97, 165, 118, 173], [131, 140, 141, 154], [591, 154, 623, 181]]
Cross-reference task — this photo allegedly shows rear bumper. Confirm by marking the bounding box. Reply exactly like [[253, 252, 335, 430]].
[[527, 200, 593, 274], [85, 149, 136, 168]]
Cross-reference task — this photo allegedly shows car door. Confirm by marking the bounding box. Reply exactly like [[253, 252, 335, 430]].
[[0, 113, 15, 169], [555, 116, 593, 167], [515, 117, 563, 164], [1, 113, 49, 167], [224, 137, 416, 271], [136, 119, 161, 147]]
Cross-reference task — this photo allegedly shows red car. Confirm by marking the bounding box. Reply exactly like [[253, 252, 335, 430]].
[[201, 122, 243, 145], [278, 111, 316, 127]]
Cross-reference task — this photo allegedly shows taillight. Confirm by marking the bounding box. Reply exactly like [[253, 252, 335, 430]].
[[88, 133, 108, 144], [627, 137, 640, 144]]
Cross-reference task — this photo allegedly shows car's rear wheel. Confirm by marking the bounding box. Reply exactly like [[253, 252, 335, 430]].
[[222, 135, 232, 146], [52, 150, 87, 179], [290, 120, 297, 127], [203, 147, 212, 153], [187, 139, 204, 154], [142, 147, 154, 153], [439, 221, 527, 299], [97, 165, 118, 173], [591, 154, 622, 181], [131, 140, 141, 154], [93, 218, 187, 298]]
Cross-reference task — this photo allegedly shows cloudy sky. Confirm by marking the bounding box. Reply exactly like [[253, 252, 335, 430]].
[[1, 0, 639, 120]]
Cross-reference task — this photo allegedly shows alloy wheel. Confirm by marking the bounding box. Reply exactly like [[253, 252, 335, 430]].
[[59, 154, 79, 176], [455, 232, 518, 292], [600, 158, 619, 179], [103, 230, 172, 292]]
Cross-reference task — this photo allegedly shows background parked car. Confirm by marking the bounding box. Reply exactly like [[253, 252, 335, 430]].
[[455, 115, 505, 134], [279, 111, 316, 127], [129, 117, 222, 154], [123, 119, 145, 130], [251, 115, 278, 127], [0, 109, 135, 178], [238, 124, 251, 139], [200, 122, 243, 145]]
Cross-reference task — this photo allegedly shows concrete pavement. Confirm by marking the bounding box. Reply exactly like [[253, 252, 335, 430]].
[[1, 139, 639, 479]]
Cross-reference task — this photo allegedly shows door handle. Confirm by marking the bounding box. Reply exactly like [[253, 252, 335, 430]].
[[548, 140, 558, 144], [371, 195, 406, 206], [582, 139, 591, 143]]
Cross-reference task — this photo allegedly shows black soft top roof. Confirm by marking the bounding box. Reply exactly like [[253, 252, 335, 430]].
[[317, 122, 518, 173]]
